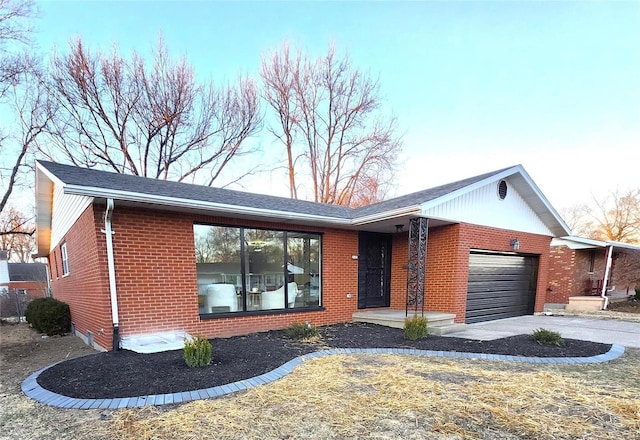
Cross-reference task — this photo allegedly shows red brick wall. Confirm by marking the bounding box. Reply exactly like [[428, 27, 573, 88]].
[[547, 246, 607, 303], [5, 281, 48, 298], [416, 223, 551, 323], [387, 223, 551, 323], [54, 206, 360, 349], [52, 201, 555, 349], [49, 205, 114, 350]]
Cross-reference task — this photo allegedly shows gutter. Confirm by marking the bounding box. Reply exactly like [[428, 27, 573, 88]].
[[601, 244, 614, 310], [102, 198, 120, 350], [63, 185, 352, 227]]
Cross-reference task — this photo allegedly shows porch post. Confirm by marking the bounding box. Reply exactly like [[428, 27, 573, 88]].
[[405, 217, 428, 316]]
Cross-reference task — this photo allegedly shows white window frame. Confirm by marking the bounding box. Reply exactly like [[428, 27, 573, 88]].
[[61, 243, 70, 276]]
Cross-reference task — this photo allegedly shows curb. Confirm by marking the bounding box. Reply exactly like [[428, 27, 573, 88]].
[[22, 344, 626, 409]]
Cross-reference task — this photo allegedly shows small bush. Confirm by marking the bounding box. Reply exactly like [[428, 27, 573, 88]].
[[284, 321, 319, 340], [531, 328, 564, 347], [24, 297, 71, 336], [404, 315, 428, 341], [183, 336, 212, 368]]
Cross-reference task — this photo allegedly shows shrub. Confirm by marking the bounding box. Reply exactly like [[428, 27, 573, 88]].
[[183, 336, 212, 368], [404, 315, 428, 341], [531, 328, 564, 347], [284, 321, 319, 340], [24, 297, 71, 336]]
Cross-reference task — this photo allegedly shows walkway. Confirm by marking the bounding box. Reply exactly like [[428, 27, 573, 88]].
[[446, 315, 640, 348], [22, 344, 625, 410]]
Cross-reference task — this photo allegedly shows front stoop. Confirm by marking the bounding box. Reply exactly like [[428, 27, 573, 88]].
[[352, 309, 466, 335]]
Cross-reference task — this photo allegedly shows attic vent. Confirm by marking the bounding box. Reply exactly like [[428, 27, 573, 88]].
[[497, 180, 508, 200]]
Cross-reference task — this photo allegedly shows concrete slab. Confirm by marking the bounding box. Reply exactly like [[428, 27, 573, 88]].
[[444, 315, 640, 348]]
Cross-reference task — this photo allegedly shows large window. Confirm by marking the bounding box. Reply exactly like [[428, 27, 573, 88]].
[[194, 224, 321, 315]]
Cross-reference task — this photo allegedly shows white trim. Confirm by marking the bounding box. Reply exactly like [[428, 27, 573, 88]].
[[351, 206, 422, 225], [63, 184, 353, 226]]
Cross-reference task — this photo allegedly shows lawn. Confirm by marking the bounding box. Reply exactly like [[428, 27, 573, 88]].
[[2, 318, 639, 440]]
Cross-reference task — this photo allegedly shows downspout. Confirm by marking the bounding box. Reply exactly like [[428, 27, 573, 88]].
[[600, 244, 614, 310], [103, 198, 120, 350]]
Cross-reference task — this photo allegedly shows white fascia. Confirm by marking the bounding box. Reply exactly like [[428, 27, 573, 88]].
[[351, 205, 423, 226], [62, 185, 353, 226]]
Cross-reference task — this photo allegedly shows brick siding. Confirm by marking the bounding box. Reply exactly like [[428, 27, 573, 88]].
[[50, 204, 359, 350], [390, 223, 551, 323], [547, 246, 607, 303], [50, 203, 553, 349]]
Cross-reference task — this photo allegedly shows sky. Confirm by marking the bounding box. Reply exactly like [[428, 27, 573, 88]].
[[29, 0, 640, 211]]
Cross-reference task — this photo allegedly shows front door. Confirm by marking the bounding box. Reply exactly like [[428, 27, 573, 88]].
[[357, 232, 391, 309]]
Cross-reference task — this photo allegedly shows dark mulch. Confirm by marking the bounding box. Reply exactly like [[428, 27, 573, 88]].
[[37, 322, 612, 399]]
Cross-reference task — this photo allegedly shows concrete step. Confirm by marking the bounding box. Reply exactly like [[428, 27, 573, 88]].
[[352, 309, 458, 331], [428, 323, 467, 335]]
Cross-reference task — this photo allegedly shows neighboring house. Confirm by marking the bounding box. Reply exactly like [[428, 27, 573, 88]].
[[0, 250, 49, 317], [34, 161, 570, 351], [548, 236, 640, 309]]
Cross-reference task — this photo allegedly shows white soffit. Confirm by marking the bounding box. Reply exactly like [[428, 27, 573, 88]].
[[420, 166, 570, 237], [421, 178, 554, 236]]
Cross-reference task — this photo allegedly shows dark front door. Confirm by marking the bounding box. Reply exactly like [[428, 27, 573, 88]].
[[357, 232, 391, 309]]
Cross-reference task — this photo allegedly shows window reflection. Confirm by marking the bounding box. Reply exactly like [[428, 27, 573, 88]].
[[193, 224, 321, 315]]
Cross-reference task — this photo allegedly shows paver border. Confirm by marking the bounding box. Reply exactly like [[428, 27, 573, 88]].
[[22, 344, 625, 409]]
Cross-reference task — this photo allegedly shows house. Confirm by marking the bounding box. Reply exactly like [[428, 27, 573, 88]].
[[34, 161, 570, 351], [0, 250, 49, 317], [547, 236, 640, 311]]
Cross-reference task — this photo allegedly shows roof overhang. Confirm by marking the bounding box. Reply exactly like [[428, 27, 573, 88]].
[[35, 162, 571, 253], [552, 236, 640, 251], [34, 165, 58, 258]]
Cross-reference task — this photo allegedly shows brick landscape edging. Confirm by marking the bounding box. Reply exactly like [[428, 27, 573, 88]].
[[22, 344, 625, 410]]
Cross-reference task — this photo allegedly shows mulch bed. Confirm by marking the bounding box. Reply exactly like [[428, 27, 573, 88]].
[[37, 322, 612, 399]]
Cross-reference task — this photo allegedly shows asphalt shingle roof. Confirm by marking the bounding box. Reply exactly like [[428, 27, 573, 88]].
[[38, 161, 513, 219]]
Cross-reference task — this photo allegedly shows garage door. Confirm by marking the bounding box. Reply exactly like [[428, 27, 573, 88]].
[[466, 252, 538, 324]]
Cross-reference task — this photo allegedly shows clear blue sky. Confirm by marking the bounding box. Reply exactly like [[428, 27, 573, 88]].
[[33, 1, 640, 210]]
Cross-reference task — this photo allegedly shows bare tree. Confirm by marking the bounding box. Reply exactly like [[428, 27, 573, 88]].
[[41, 38, 261, 186], [0, 207, 35, 261], [0, 0, 44, 217], [612, 250, 640, 293], [563, 189, 640, 244], [0, 0, 34, 98], [261, 43, 401, 206], [0, 67, 51, 216]]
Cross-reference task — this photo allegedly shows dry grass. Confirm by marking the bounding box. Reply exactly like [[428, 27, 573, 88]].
[[110, 353, 640, 440]]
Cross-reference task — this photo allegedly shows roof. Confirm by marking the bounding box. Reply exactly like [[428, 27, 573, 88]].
[[6, 263, 48, 282], [35, 160, 571, 255]]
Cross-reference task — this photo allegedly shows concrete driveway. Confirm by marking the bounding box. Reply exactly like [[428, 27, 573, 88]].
[[447, 315, 640, 348]]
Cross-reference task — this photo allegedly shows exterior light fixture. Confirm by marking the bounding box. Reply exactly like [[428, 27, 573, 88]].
[[510, 239, 520, 251], [395, 224, 404, 233]]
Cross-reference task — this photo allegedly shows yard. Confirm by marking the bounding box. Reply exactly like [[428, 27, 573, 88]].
[[1, 319, 639, 440]]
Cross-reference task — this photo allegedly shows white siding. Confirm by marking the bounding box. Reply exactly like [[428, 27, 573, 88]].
[[422, 180, 554, 235], [50, 183, 93, 251]]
